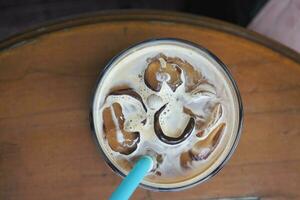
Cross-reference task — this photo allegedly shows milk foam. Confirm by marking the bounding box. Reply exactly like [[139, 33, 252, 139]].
[[92, 40, 240, 189]]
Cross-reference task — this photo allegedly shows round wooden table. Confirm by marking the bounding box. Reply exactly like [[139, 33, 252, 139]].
[[1, 11, 299, 200]]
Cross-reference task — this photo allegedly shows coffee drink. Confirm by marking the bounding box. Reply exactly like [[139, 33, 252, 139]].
[[91, 39, 242, 190]]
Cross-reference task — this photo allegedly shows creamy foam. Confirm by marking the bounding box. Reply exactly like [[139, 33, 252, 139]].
[[92, 40, 241, 189]]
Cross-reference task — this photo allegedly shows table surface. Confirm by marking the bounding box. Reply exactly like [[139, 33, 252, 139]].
[[0, 11, 299, 200]]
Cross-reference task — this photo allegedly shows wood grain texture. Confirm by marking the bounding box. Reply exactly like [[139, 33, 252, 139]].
[[0, 11, 300, 200]]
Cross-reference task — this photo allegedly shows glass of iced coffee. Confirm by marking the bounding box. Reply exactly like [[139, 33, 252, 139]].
[[90, 39, 243, 191]]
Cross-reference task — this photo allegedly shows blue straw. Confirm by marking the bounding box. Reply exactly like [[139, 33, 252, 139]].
[[109, 156, 153, 200]]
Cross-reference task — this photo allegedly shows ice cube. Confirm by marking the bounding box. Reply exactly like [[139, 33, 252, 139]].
[[102, 102, 140, 155], [144, 54, 182, 92], [180, 123, 225, 168], [164, 56, 204, 92], [190, 82, 216, 97], [159, 103, 191, 138], [154, 104, 195, 145], [183, 99, 222, 137]]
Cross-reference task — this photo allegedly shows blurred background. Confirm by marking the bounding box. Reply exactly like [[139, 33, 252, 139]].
[[0, 0, 299, 52]]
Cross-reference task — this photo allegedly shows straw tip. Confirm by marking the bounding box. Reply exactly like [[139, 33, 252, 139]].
[[140, 155, 154, 172]]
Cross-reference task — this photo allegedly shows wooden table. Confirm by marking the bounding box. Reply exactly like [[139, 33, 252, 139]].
[[1, 11, 299, 200]]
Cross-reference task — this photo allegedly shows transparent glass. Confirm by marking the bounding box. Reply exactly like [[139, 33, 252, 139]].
[[90, 38, 243, 191]]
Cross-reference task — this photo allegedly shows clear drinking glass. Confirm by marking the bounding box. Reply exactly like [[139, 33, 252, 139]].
[[90, 39, 243, 191]]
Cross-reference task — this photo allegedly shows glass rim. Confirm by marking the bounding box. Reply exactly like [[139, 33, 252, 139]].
[[89, 38, 243, 191]]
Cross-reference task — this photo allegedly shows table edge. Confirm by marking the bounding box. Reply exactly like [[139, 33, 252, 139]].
[[0, 9, 299, 63]]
